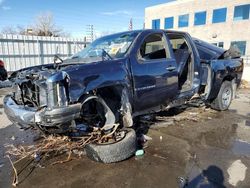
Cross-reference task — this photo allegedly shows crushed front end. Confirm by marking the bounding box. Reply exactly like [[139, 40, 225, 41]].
[[4, 68, 81, 133]]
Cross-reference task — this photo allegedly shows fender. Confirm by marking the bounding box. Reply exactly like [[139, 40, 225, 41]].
[[207, 59, 243, 100], [64, 58, 131, 102]]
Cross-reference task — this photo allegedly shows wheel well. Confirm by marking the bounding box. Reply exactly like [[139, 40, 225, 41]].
[[78, 85, 125, 119], [223, 75, 235, 82], [97, 85, 124, 113], [208, 75, 235, 102]]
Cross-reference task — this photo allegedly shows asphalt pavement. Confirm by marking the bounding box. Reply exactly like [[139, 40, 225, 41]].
[[0, 88, 250, 188]]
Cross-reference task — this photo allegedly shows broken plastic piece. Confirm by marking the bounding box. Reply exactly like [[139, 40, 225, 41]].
[[34, 152, 41, 162], [0, 162, 4, 168], [143, 134, 152, 141], [178, 176, 188, 188], [135, 149, 144, 156]]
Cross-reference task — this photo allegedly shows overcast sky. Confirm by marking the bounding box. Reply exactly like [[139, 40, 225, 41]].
[[0, 0, 173, 37]]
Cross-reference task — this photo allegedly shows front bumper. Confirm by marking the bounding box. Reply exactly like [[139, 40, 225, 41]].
[[4, 95, 81, 128]]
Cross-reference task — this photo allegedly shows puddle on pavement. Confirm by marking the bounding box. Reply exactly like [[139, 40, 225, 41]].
[[245, 120, 250, 127], [232, 139, 250, 156]]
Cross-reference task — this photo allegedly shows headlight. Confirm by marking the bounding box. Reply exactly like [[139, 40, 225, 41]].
[[56, 82, 68, 107], [47, 81, 68, 108], [47, 71, 69, 108]]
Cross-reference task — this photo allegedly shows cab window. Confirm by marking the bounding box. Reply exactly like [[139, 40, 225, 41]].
[[139, 33, 170, 61]]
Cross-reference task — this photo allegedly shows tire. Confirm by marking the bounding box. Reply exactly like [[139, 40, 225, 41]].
[[210, 81, 233, 111], [85, 128, 136, 163]]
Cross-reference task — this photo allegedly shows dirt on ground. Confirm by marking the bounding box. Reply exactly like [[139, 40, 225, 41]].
[[0, 88, 250, 188]]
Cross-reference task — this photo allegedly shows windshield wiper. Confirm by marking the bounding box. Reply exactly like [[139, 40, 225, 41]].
[[71, 55, 79, 59], [54, 54, 64, 63], [53, 54, 64, 70], [102, 49, 113, 61]]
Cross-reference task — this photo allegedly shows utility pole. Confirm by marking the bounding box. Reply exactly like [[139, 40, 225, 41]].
[[128, 18, 133, 31], [86, 24, 94, 42]]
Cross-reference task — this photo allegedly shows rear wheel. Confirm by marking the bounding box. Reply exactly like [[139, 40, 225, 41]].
[[210, 81, 233, 111]]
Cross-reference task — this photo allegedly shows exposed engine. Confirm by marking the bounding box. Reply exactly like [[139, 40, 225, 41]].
[[10, 66, 69, 109]]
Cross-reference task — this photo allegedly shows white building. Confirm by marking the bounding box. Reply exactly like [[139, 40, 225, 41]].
[[145, 0, 250, 59]]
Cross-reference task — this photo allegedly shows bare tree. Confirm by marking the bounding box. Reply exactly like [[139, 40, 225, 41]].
[[16, 25, 27, 35], [1, 26, 18, 35], [1, 12, 69, 37], [1, 25, 26, 35], [33, 12, 63, 37]]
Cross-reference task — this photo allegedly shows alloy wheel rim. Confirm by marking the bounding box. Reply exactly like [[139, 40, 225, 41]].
[[222, 87, 232, 108]]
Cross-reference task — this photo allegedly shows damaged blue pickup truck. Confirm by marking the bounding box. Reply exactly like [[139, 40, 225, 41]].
[[4, 30, 244, 163]]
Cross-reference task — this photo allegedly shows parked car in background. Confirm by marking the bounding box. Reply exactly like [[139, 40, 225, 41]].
[[0, 60, 8, 81]]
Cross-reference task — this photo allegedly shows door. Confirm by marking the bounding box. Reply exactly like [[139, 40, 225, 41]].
[[130, 32, 178, 111]]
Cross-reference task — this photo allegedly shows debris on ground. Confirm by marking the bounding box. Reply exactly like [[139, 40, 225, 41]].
[[138, 134, 152, 143], [135, 149, 144, 156], [137, 134, 151, 150], [137, 105, 217, 130], [240, 80, 250, 89], [72, 149, 86, 157], [5, 124, 120, 187], [33, 152, 41, 162], [189, 112, 199, 116], [178, 176, 189, 188], [227, 159, 247, 186], [0, 162, 4, 168], [153, 154, 167, 160], [155, 106, 217, 125], [143, 134, 152, 141]]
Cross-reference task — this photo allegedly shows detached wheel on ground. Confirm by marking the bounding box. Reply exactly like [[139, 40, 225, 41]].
[[210, 81, 233, 111], [85, 128, 136, 163]]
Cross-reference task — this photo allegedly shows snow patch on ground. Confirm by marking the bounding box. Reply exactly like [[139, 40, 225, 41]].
[[227, 159, 247, 186], [0, 94, 12, 129]]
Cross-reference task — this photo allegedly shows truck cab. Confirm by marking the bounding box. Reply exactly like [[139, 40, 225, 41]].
[[130, 30, 202, 114], [129, 30, 243, 115]]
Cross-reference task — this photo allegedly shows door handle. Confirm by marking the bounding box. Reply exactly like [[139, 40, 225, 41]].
[[166, 66, 176, 71]]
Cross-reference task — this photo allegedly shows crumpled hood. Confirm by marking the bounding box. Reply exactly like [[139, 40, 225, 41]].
[[9, 58, 111, 82], [62, 58, 128, 101], [9, 57, 129, 102]]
